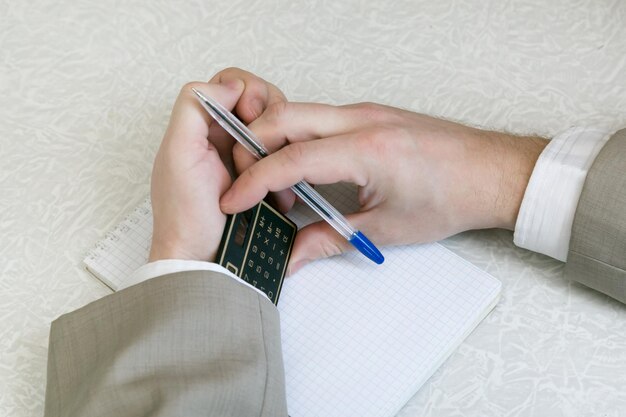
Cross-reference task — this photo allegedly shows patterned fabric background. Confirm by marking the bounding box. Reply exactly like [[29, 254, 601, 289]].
[[1, 0, 625, 415]]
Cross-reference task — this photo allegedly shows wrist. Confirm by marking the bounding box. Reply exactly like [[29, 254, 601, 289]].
[[492, 133, 548, 230], [149, 232, 217, 263], [449, 128, 548, 233]]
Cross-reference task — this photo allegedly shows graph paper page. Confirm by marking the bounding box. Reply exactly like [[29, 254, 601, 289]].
[[84, 198, 152, 290], [279, 183, 501, 417]]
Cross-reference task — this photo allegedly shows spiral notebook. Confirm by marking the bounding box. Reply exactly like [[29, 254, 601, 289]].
[[84, 183, 501, 417]]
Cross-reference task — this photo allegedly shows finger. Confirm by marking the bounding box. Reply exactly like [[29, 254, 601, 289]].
[[164, 80, 245, 151], [231, 143, 297, 213], [209, 67, 286, 124], [232, 102, 367, 182], [286, 210, 378, 275], [248, 101, 364, 150], [220, 135, 368, 214], [210, 68, 287, 178]]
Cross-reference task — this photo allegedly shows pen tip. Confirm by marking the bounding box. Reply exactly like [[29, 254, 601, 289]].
[[190, 87, 209, 102]]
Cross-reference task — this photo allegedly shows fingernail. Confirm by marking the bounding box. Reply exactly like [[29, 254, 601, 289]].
[[220, 191, 233, 210], [288, 259, 311, 276]]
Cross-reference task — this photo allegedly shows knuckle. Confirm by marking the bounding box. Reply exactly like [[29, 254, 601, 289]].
[[264, 100, 289, 124], [281, 142, 305, 167], [213, 66, 246, 81], [237, 163, 269, 196], [362, 125, 411, 157], [362, 127, 390, 152], [352, 102, 406, 126], [384, 124, 411, 142], [356, 102, 388, 123], [268, 82, 287, 101], [318, 239, 345, 259], [220, 66, 243, 75], [243, 161, 261, 183], [387, 125, 418, 154]]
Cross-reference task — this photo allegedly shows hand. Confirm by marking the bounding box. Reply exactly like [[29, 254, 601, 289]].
[[220, 102, 547, 273], [149, 68, 286, 262], [209, 68, 287, 179]]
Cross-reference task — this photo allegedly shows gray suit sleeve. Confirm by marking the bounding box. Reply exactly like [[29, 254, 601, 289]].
[[44, 271, 288, 417], [566, 128, 626, 303]]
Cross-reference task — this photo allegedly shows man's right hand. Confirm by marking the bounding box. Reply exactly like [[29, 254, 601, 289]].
[[220, 101, 547, 274]]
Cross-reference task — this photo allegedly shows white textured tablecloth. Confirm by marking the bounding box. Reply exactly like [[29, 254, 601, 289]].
[[2, 1, 626, 416]]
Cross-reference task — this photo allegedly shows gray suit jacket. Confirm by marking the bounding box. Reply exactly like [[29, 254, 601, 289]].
[[44, 271, 288, 417], [566, 128, 626, 303]]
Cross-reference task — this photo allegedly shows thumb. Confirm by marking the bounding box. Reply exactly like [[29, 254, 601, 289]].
[[287, 212, 375, 275], [201, 78, 245, 112], [165, 80, 245, 148], [191, 80, 245, 161]]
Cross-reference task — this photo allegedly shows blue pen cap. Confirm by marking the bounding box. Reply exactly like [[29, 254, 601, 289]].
[[349, 231, 385, 264]]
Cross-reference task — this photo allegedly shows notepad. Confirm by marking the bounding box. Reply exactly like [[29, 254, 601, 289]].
[[84, 183, 501, 417]]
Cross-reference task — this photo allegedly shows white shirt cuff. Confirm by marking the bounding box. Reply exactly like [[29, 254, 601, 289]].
[[119, 259, 270, 300], [514, 126, 613, 261]]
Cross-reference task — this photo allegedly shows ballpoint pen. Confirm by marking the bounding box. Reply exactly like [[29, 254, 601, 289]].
[[191, 87, 384, 265]]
